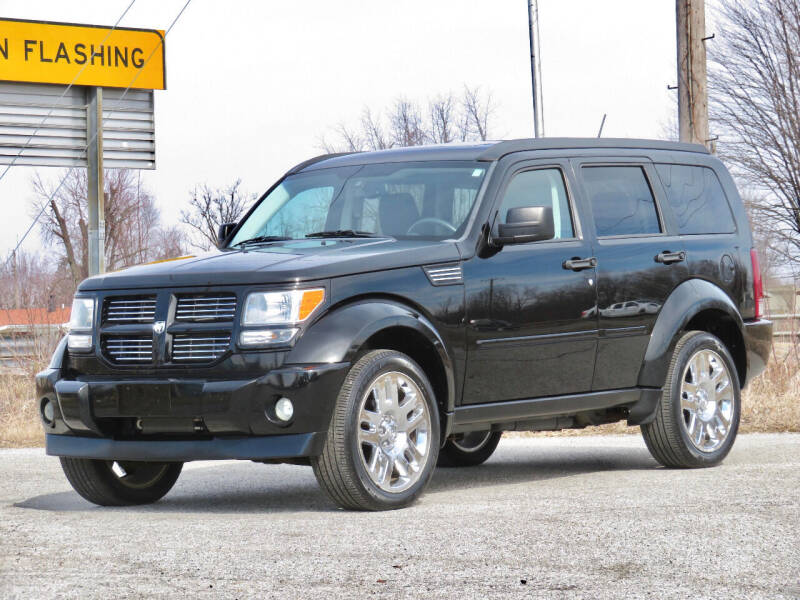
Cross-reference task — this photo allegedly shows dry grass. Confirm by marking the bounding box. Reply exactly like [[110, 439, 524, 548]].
[[1, 337, 798, 448], [0, 373, 43, 447], [740, 343, 800, 433], [0, 326, 59, 447]]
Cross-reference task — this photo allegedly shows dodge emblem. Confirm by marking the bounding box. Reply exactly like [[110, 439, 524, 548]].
[[153, 321, 166, 334]]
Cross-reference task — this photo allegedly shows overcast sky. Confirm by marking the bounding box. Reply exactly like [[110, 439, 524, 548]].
[[0, 0, 704, 256]]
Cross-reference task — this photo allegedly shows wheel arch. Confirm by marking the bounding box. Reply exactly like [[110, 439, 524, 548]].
[[639, 279, 747, 389], [286, 298, 457, 430]]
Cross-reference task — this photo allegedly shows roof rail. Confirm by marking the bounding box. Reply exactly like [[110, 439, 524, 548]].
[[286, 152, 359, 175], [477, 137, 709, 161]]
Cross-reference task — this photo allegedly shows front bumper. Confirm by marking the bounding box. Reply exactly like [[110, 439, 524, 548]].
[[36, 361, 349, 461], [742, 318, 772, 386]]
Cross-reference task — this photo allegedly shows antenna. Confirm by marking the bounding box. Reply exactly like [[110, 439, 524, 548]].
[[597, 113, 607, 138]]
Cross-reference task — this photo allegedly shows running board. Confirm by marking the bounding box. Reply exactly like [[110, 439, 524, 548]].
[[453, 388, 654, 430]]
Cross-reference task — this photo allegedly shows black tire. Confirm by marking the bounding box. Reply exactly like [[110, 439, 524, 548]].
[[312, 350, 440, 511], [60, 457, 183, 506], [641, 330, 741, 468], [438, 431, 502, 467]]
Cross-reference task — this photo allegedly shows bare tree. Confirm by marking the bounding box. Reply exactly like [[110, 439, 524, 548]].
[[32, 169, 187, 288], [361, 107, 392, 151], [461, 85, 494, 141], [709, 0, 800, 269], [321, 86, 496, 152], [390, 98, 427, 147], [180, 180, 254, 250], [428, 93, 456, 144], [0, 250, 68, 310]]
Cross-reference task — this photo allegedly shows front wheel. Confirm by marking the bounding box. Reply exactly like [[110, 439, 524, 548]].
[[641, 330, 741, 468], [438, 431, 502, 467], [60, 458, 183, 506], [312, 350, 440, 510]]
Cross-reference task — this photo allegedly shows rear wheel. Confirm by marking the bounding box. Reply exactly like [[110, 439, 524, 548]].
[[438, 431, 502, 467], [641, 331, 740, 468], [60, 458, 182, 506], [312, 350, 440, 510]]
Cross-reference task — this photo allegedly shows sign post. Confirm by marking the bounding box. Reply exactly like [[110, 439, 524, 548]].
[[0, 17, 165, 276], [86, 86, 104, 275]]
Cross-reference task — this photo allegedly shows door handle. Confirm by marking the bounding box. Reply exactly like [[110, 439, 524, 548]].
[[563, 256, 597, 271], [655, 250, 686, 265]]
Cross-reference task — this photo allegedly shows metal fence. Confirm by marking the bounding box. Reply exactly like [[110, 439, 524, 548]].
[[770, 314, 800, 339], [0, 325, 64, 373]]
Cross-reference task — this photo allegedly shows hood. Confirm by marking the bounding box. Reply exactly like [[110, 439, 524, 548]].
[[78, 238, 461, 291]]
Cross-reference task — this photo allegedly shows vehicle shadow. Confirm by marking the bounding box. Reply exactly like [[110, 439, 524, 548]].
[[14, 443, 658, 514], [427, 445, 657, 495]]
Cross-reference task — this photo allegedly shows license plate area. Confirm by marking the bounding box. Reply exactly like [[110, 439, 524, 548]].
[[117, 383, 171, 416]]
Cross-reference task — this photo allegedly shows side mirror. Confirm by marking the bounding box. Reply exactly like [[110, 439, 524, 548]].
[[216, 222, 237, 247], [494, 206, 555, 245]]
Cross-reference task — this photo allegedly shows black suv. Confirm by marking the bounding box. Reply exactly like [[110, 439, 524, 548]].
[[37, 138, 772, 510]]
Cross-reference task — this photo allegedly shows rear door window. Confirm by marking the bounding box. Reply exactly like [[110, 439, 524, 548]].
[[582, 166, 661, 237], [655, 164, 736, 234]]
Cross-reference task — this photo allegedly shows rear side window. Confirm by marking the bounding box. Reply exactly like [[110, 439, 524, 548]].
[[655, 164, 736, 234], [497, 168, 574, 239], [582, 166, 661, 237]]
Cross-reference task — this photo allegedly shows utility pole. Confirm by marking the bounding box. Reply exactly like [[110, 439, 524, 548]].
[[86, 87, 105, 276], [527, 0, 544, 138], [676, 0, 710, 148]]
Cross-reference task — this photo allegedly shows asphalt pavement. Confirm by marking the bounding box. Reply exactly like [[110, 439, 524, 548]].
[[1, 433, 798, 599]]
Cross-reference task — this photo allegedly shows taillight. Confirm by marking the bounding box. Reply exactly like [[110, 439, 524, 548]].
[[750, 248, 764, 319]]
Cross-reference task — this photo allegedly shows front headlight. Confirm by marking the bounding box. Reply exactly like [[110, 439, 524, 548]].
[[68, 297, 95, 331], [67, 297, 95, 352], [239, 288, 324, 348], [242, 289, 325, 326]]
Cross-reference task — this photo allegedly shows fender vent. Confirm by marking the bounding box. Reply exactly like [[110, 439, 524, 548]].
[[423, 263, 463, 286]]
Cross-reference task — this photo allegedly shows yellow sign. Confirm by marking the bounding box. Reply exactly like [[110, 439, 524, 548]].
[[0, 18, 165, 90]]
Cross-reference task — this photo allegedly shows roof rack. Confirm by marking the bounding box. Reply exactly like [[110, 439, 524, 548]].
[[286, 152, 359, 175], [477, 138, 709, 161]]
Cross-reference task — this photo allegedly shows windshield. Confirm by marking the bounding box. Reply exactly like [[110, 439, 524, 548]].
[[229, 161, 488, 245]]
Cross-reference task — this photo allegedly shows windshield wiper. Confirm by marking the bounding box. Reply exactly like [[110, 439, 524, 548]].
[[233, 235, 292, 247], [305, 230, 382, 239]]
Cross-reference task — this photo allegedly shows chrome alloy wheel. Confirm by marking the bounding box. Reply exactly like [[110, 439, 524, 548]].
[[357, 371, 432, 493], [679, 349, 735, 453]]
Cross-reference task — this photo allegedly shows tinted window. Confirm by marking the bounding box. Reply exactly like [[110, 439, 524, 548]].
[[262, 187, 335, 239], [497, 168, 574, 239], [230, 161, 488, 244], [655, 164, 736, 234], [582, 166, 661, 237]]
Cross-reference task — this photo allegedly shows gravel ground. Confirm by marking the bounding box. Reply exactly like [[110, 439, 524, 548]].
[[1, 433, 798, 599]]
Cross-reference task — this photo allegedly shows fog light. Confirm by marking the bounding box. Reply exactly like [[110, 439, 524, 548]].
[[275, 397, 294, 422], [67, 333, 92, 351], [41, 398, 55, 426]]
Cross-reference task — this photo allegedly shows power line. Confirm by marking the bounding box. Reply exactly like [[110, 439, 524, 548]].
[[0, 0, 137, 188], [3, 0, 194, 269]]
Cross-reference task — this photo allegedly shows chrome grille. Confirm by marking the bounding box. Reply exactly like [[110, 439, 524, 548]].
[[104, 296, 156, 323], [175, 294, 236, 322], [171, 334, 231, 362], [103, 336, 154, 363]]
